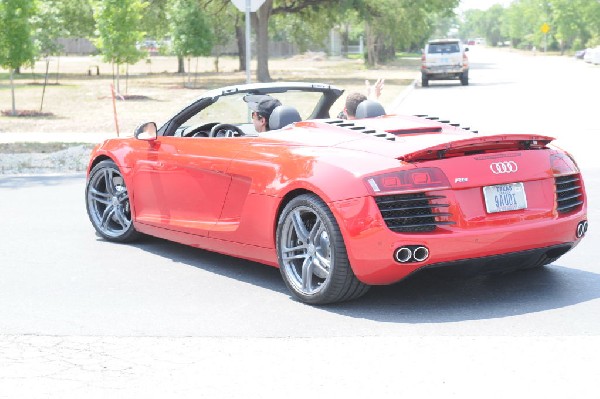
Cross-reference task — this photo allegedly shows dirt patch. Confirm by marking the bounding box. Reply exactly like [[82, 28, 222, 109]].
[[1, 110, 54, 117], [0, 55, 420, 137]]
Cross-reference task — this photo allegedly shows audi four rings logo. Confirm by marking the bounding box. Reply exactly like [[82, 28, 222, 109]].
[[490, 161, 518, 174]]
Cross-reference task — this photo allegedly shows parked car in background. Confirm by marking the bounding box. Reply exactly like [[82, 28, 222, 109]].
[[588, 47, 600, 64], [575, 49, 587, 59], [582, 47, 600, 64], [421, 39, 469, 87]]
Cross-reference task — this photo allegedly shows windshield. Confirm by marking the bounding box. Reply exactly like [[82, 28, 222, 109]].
[[428, 43, 460, 54], [180, 90, 325, 129]]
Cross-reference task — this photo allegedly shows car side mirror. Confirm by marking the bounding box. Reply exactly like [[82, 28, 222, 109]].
[[135, 122, 157, 141]]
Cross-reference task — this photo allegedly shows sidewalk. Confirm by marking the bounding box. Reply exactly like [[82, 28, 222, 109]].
[[0, 131, 124, 144]]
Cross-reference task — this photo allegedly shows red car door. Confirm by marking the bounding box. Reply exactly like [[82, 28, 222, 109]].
[[131, 136, 241, 236]]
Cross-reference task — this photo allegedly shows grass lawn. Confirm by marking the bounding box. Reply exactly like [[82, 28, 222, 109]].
[[0, 54, 419, 139]]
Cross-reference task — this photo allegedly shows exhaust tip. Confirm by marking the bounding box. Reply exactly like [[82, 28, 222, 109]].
[[413, 246, 430, 262], [394, 247, 412, 263]]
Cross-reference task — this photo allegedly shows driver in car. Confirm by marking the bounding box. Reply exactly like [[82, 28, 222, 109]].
[[244, 94, 282, 132]]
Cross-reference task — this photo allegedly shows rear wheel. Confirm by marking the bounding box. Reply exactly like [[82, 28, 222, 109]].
[[86, 159, 140, 242], [460, 71, 469, 85], [421, 73, 429, 87], [276, 194, 369, 305]]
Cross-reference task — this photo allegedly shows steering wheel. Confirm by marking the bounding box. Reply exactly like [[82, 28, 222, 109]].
[[209, 123, 245, 138]]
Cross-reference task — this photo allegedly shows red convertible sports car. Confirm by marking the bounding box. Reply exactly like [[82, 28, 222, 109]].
[[86, 82, 588, 304]]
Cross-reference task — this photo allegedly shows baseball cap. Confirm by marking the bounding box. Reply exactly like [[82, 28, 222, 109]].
[[244, 94, 282, 117]]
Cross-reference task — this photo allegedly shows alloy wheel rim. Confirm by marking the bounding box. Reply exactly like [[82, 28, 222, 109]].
[[280, 206, 333, 295], [88, 167, 132, 238]]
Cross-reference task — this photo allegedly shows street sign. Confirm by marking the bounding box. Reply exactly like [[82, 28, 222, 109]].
[[231, 0, 266, 12], [541, 23, 550, 34], [231, 0, 268, 84]]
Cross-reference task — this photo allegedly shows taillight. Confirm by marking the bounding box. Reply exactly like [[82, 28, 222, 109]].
[[364, 167, 451, 194], [550, 152, 579, 176]]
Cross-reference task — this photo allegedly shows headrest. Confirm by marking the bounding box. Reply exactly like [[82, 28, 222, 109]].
[[269, 105, 301, 130], [355, 100, 386, 119]]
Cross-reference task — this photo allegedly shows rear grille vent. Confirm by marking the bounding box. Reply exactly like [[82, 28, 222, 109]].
[[374, 193, 454, 232], [555, 174, 584, 214], [326, 119, 396, 141]]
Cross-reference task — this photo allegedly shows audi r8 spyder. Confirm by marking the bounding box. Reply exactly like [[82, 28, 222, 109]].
[[85, 82, 588, 305]]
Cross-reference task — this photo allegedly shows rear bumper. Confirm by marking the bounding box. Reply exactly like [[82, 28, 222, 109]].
[[422, 68, 467, 80], [420, 243, 574, 276], [331, 196, 586, 285]]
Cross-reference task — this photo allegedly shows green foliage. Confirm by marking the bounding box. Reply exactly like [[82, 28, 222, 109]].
[[271, 7, 339, 52], [34, 0, 66, 56], [57, 0, 95, 38], [356, 0, 459, 65], [202, 0, 238, 51], [0, 0, 37, 71], [460, 0, 600, 50], [142, 0, 170, 41], [169, 0, 214, 58], [93, 0, 147, 65]]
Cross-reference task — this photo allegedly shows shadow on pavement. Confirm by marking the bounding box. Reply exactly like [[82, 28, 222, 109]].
[[129, 235, 600, 324], [327, 264, 600, 323]]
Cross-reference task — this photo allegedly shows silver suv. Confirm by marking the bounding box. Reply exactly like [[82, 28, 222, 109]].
[[421, 39, 469, 87]]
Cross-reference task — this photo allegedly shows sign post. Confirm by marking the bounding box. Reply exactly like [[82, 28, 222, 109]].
[[541, 23, 550, 52], [230, 0, 267, 84]]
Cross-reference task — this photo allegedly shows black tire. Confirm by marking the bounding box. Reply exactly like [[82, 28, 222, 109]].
[[86, 159, 140, 242], [276, 194, 370, 305], [460, 72, 469, 86], [421, 73, 429, 87]]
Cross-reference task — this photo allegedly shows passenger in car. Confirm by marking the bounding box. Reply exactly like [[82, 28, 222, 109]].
[[338, 78, 384, 120], [244, 94, 282, 132]]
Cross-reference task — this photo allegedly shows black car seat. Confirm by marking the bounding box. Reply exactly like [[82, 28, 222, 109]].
[[269, 105, 302, 130], [355, 100, 386, 119]]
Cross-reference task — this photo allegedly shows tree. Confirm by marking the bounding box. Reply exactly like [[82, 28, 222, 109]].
[[169, 0, 214, 85], [58, 0, 96, 38], [32, 0, 67, 111], [251, 0, 351, 82], [34, 0, 65, 57], [202, 0, 239, 73], [93, 0, 147, 93], [0, 0, 37, 116], [358, 0, 459, 66]]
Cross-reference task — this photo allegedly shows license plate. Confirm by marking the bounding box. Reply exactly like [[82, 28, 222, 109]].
[[483, 183, 527, 213]]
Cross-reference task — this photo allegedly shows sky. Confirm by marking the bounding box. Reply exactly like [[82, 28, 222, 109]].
[[458, 0, 514, 11]]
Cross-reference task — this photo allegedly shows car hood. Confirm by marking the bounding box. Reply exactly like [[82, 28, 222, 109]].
[[258, 115, 554, 162]]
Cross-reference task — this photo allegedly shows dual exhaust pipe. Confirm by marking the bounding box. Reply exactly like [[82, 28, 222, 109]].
[[394, 245, 429, 263]]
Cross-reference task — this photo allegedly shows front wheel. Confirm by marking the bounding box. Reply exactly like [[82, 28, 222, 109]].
[[86, 159, 140, 242], [276, 194, 369, 305]]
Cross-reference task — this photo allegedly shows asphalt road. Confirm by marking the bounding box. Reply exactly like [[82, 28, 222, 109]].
[[1, 47, 599, 398]]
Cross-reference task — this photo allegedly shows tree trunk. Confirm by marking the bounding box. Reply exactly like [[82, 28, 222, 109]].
[[254, 0, 273, 82], [365, 22, 376, 67], [342, 24, 349, 57], [177, 56, 185, 74], [235, 23, 246, 71], [10, 70, 16, 116]]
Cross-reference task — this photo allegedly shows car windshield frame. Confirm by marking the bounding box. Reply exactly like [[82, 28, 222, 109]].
[[158, 82, 344, 137]]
